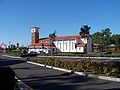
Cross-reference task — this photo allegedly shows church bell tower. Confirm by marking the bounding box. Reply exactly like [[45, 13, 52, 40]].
[[31, 27, 39, 44]]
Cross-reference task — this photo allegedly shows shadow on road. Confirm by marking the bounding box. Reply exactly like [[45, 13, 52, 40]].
[[0, 60, 26, 66], [10, 62, 120, 90], [20, 72, 116, 90]]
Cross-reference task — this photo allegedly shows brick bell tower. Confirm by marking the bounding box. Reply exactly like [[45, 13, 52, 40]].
[[31, 27, 39, 44]]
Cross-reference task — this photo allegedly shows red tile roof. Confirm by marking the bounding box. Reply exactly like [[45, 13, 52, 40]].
[[29, 42, 56, 49], [54, 35, 80, 41], [39, 35, 80, 41], [39, 38, 50, 41], [77, 44, 86, 47], [29, 42, 52, 46]]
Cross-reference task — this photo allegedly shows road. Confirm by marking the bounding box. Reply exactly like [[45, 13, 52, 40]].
[[0, 56, 120, 90]]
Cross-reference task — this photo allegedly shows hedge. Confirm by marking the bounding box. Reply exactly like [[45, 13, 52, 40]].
[[31, 58, 120, 77]]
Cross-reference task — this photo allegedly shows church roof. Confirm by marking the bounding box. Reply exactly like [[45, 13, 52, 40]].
[[39, 35, 81, 41]]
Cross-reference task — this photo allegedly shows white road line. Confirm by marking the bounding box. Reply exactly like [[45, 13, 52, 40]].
[[16, 77, 34, 90]]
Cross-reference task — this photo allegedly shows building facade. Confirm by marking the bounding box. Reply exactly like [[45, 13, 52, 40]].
[[28, 27, 92, 54]]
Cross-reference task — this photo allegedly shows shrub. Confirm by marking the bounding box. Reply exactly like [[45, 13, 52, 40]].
[[107, 68, 120, 77], [74, 61, 84, 72], [54, 60, 61, 67], [31, 59, 120, 77]]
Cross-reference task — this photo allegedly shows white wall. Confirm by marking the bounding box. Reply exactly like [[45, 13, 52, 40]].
[[28, 48, 49, 53], [81, 38, 87, 44], [53, 39, 85, 53]]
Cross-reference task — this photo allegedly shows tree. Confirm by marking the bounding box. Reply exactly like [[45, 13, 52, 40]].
[[16, 43, 19, 49], [92, 28, 112, 46], [79, 25, 91, 37], [111, 34, 120, 46], [92, 32, 103, 44], [92, 28, 113, 52], [49, 30, 57, 55], [49, 30, 57, 39], [79, 25, 91, 58], [9, 45, 17, 50], [101, 28, 112, 47]]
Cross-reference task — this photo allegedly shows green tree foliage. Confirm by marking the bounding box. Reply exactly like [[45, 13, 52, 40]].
[[92, 32, 103, 44], [9, 45, 17, 50], [79, 25, 91, 37], [49, 30, 57, 45], [49, 30, 57, 39], [92, 27, 120, 50], [101, 28, 112, 46], [111, 34, 120, 46], [49, 30, 57, 54], [92, 28, 112, 47], [16, 43, 19, 48]]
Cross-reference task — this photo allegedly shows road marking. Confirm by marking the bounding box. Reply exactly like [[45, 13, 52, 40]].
[[15, 76, 34, 90]]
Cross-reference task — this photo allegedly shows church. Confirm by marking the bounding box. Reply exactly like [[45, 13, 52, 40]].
[[28, 27, 92, 54]]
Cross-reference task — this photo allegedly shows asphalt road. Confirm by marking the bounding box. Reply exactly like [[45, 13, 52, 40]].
[[10, 62, 120, 90], [1, 56, 120, 90]]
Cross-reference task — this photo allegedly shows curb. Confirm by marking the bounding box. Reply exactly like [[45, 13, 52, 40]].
[[27, 61, 120, 82], [27, 61, 72, 73], [53, 67, 72, 73], [74, 71, 86, 76], [27, 61, 45, 67]]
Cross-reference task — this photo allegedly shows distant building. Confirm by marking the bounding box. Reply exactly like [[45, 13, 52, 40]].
[[0, 43, 7, 52], [28, 27, 92, 54], [107, 44, 118, 52]]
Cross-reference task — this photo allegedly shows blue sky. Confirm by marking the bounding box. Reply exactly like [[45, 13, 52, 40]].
[[0, 0, 120, 46]]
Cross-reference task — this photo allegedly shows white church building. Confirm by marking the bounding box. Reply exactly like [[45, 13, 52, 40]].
[[28, 27, 92, 54]]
